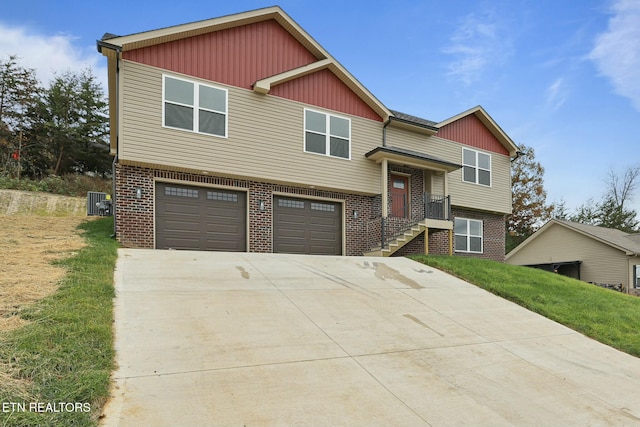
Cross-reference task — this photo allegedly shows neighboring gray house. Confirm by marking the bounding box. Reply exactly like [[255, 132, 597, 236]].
[[506, 219, 640, 294]]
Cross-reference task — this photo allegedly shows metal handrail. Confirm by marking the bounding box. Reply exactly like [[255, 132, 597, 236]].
[[424, 193, 451, 221]]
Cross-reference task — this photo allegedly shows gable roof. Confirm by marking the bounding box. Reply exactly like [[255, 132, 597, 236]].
[[506, 219, 640, 259], [437, 105, 519, 156], [97, 6, 392, 121]]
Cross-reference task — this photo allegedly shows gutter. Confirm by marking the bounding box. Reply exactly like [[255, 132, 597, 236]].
[[96, 39, 122, 54], [388, 115, 439, 133], [511, 149, 524, 162]]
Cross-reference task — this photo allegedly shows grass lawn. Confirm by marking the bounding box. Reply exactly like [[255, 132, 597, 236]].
[[410, 255, 640, 359], [0, 217, 118, 427]]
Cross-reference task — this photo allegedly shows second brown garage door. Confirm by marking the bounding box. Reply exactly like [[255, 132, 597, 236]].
[[273, 196, 342, 255]]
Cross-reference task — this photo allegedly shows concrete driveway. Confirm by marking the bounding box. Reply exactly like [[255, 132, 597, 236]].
[[101, 249, 640, 426]]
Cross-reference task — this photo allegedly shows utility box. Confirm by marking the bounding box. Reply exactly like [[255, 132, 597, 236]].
[[87, 192, 112, 216]]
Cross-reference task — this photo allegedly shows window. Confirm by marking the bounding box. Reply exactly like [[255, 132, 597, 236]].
[[207, 191, 238, 202], [278, 199, 305, 209], [163, 75, 227, 137], [311, 202, 336, 212], [165, 187, 199, 198], [455, 218, 483, 253], [462, 148, 491, 186], [304, 109, 350, 159]]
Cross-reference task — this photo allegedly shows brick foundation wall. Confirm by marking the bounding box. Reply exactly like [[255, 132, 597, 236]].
[[428, 229, 451, 256], [114, 164, 374, 255], [114, 165, 155, 248], [452, 207, 506, 262], [115, 164, 507, 260]]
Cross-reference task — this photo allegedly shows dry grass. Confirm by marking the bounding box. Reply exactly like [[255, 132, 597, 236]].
[[0, 215, 93, 332]]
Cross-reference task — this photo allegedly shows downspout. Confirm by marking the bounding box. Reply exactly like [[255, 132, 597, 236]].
[[111, 154, 117, 238], [111, 48, 121, 239], [97, 40, 122, 238], [382, 118, 391, 147]]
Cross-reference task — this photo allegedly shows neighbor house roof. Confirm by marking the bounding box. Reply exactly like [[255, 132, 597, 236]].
[[506, 219, 640, 259]]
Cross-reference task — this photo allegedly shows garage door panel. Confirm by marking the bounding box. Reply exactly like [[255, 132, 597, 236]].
[[276, 213, 307, 224], [309, 230, 338, 240], [203, 225, 244, 236], [156, 183, 246, 252], [309, 217, 339, 227], [161, 220, 202, 232], [274, 196, 342, 255]]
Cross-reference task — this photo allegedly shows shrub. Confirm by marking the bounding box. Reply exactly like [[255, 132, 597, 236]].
[[0, 174, 112, 197]]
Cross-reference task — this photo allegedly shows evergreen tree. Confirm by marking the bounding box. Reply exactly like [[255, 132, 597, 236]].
[[0, 55, 41, 178], [33, 69, 109, 177]]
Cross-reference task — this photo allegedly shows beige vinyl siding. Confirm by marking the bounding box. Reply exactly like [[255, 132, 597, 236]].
[[506, 223, 629, 286], [386, 127, 512, 214], [429, 171, 445, 195], [119, 60, 382, 195]]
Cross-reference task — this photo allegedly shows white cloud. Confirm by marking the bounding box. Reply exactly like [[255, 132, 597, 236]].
[[589, 0, 640, 111], [545, 78, 567, 110], [0, 23, 107, 91], [442, 10, 510, 85]]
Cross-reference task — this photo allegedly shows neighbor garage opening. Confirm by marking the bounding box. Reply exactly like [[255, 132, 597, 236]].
[[273, 195, 342, 255], [155, 182, 246, 251], [526, 260, 582, 280]]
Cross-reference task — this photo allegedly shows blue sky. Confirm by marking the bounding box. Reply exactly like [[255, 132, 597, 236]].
[[2, 0, 639, 215]]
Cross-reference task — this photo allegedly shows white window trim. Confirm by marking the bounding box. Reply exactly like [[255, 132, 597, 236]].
[[455, 217, 484, 254], [303, 108, 351, 160], [462, 147, 492, 187], [162, 74, 228, 139]]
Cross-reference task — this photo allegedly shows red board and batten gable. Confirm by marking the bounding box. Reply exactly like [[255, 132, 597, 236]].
[[122, 19, 382, 122], [438, 114, 509, 156]]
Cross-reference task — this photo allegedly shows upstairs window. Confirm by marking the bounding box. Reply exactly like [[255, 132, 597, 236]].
[[462, 148, 491, 186], [304, 109, 350, 159], [455, 218, 483, 253], [163, 75, 227, 138]]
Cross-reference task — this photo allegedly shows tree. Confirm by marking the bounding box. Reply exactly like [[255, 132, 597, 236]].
[[507, 145, 553, 252], [550, 198, 570, 220], [596, 166, 639, 232], [0, 55, 41, 178], [33, 68, 110, 177], [569, 166, 639, 233], [571, 197, 599, 225]]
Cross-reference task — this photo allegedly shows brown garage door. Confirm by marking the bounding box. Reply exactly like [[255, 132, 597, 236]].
[[156, 183, 246, 251], [273, 196, 342, 255]]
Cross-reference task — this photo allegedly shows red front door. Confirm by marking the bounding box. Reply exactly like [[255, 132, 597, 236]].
[[390, 175, 409, 218]]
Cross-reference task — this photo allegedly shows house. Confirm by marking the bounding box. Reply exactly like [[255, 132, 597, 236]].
[[97, 6, 519, 260], [506, 219, 640, 294]]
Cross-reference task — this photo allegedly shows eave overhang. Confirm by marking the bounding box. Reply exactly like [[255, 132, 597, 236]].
[[365, 146, 461, 172]]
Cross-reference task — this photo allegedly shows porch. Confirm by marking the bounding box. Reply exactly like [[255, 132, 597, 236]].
[[364, 145, 462, 257], [365, 193, 454, 257]]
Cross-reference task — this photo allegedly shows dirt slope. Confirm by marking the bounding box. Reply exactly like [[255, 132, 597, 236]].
[[0, 190, 91, 332]]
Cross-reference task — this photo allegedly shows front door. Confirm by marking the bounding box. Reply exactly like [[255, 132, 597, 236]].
[[390, 174, 409, 218]]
